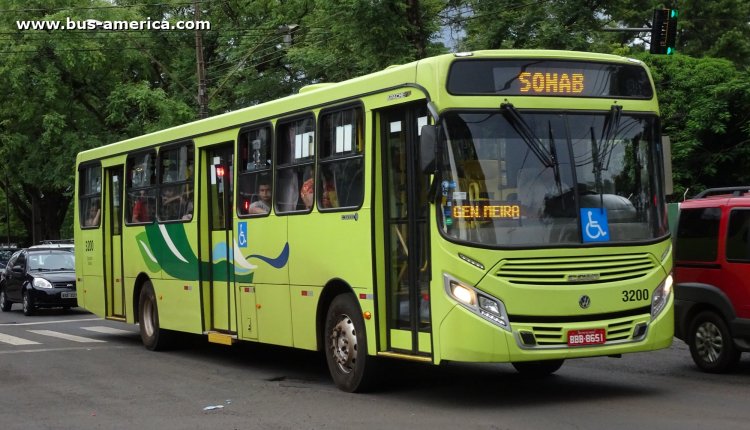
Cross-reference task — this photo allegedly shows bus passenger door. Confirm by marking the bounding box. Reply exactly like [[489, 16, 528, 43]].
[[203, 144, 237, 334], [380, 104, 432, 357], [104, 166, 125, 318]]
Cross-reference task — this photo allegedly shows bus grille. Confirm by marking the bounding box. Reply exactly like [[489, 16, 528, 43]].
[[495, 253, 656, 285], [513, 309, 652, 348]]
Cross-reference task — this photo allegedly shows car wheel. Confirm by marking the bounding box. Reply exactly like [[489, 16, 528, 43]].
[[324, 294, 378, 392], [512, 359, 564, 376], [23, 290, 36, 316], [138, 281, 173, 351], [0, 288, 12, 312], [688, 310, 740, 373]]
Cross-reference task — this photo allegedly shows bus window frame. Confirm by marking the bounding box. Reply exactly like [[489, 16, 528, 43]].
[[78, 161, 102, 230], [156, 141, 195, 224], [124, 149, 158, 226], [316, 103, 366, 213], [274, 113, 316, 215], [237, 122, 274, 219]]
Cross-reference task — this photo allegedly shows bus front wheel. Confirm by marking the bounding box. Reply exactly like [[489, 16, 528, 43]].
[[324, 294, 377, 392], [139, 281, 172, 351]]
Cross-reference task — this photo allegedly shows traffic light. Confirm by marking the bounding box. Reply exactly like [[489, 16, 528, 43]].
[[650, 8, 678, 54]]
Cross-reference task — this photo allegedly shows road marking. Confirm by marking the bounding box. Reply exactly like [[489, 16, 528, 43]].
[[81, 326, 134, 335], [0, 317, 102, 326], [28, 330, 106, 343], [0, 332, 41, 346], [0, 346, 126, 355]]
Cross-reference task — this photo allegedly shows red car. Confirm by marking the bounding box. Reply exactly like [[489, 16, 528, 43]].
[[674, 187, 750, 372]]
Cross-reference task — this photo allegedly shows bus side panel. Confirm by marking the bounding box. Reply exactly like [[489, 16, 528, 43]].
[[290, 285, 322, 350], [288, 211, 372, 288], [256, 283, 293, 346], [151, 278, 204, 334], [78, 226, 105, 317]]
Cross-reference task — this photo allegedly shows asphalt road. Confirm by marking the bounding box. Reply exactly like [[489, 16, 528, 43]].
[[1, 307, 749, 430]]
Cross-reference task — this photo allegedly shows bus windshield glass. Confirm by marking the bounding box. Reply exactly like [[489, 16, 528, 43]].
[[438, 110, 667, 247]]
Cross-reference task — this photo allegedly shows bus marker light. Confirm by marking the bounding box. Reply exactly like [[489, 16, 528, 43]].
[[256, 304, 262, 309], [301, 290, 313, 297], [359, 293, 373, 300], [363, 311, 372, 320]]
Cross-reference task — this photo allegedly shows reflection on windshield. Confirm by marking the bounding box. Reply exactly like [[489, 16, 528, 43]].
[[439, 111, 667, 247], [28, 251, 75, 271]]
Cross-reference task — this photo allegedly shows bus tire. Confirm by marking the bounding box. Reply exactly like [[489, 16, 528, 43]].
[[512, 359, 564, 376], [138, 281, 172, 351], [688, 310, 740, 373], [324, 294, 377, 392]]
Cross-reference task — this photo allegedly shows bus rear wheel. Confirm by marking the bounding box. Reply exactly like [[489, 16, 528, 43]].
[[324, 294, 377, 392], [512, 359, 564, 376], [139, 281, 173, 351]]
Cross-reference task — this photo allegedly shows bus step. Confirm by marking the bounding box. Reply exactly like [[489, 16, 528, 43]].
[[105, 316, 127, 322], [377, 351, 432, 363], [207, 331, 236, 346]]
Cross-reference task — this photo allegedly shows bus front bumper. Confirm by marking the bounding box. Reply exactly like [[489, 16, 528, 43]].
[[436, 298, 673, 364]]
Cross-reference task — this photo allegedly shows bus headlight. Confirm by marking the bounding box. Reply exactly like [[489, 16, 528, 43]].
[[651, 273, 673, 319], [444, 273, 510, 331], [450, 282, 476, 306]]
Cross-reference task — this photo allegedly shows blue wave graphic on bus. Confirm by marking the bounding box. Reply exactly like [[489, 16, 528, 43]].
[[245, 242, 290, 269]]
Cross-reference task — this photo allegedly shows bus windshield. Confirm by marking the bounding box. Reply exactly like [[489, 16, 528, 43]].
[[439, 109, 667, 247]]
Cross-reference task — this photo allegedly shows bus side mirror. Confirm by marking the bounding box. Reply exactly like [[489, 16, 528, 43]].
[[420, 124, 438, 173]]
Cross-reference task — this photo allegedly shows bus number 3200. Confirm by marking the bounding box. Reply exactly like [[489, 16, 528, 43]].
[[622, 289, 649, 302]]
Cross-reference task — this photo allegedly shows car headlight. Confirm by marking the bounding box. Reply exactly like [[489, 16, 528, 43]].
[[33, 278, 53, 289], [444, 273, 510, 331], [651, 273, 673, 319]]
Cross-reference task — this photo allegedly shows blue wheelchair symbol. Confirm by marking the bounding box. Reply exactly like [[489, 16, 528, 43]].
[[238, 222, 248, 248], [580, 208, 610, 243]]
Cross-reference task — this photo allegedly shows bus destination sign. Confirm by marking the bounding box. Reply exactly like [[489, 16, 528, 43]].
[[448, 59, 654, 99]]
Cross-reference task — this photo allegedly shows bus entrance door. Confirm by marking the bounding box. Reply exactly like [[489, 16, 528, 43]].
[[380, 104, 433, 358], [203, 144, 237, 335], [104, 166, 125, 319]]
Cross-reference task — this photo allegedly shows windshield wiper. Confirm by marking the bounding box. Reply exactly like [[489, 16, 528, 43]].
[[500, 102, 555, 168], [599, 104, 622, 171]]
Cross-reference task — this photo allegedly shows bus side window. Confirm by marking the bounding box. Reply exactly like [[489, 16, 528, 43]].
[[318, 106, 364, 209], [126, 150, 157, 224], [275, 116, 315, 214], [238, 125, 273, 217]]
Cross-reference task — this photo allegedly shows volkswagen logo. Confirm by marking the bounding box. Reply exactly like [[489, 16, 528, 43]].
[[579, 295, 591, 309]]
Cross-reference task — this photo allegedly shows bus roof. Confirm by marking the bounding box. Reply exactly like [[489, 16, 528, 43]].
[[77, 49, 647, 163]]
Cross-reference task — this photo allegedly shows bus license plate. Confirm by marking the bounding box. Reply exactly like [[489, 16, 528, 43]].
[[61, 292, 77, 299], [567, 329, 606, 346]]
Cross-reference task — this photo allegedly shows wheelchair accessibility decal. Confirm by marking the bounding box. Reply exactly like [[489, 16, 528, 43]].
[[580, 208, 610, 243], [238, 221, 248, 248]]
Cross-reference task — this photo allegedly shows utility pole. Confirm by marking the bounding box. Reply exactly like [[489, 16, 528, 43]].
[[194, 0, 208, 119]]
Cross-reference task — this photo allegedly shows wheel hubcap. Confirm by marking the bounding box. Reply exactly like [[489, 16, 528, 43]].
[[23, 293, 29, 312], [695, 321, 723, 363], [330, 314, 357, 374], [0, 291, 6, 307], [142, 299, 155, 337]]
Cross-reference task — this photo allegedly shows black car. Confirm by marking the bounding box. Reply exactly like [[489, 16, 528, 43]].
[[0, 245, 19, 277], [0, 245, 76, 315]]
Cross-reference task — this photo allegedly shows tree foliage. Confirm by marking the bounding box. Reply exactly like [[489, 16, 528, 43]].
[[0, 0, 749, 242]]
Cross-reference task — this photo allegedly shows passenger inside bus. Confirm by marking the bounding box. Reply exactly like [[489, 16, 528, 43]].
[[248, 179, 271, 214], [132, 190, 151, 222], [86, 199, 101, 226], [300, 177, 314, 209]]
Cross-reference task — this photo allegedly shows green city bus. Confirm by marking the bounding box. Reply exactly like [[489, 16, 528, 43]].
[[75, 50, 674, 392]]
